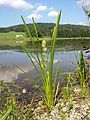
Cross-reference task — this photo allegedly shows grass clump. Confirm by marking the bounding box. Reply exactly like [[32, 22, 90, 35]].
[[74, 50, 90, 97], [16, 11, 62, 110], [0, 81, 16, 120]]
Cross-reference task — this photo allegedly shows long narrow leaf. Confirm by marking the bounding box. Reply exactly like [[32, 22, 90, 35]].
[[32, 17, 46, 68], [32, 17, 40, 42], [0, 106, 12, 120], [21, 16, 41, 69], [20, 43, 39, 73], [21, 16, 33, 41], [53, 61, 60, 96], [49, 11, 61, 81]]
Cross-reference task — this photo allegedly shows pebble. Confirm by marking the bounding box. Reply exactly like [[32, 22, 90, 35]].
[[38, 100, 44, 106], [56, 103, 61, 108], [22, 88, 27, 94], [32, 98, 90, 120]]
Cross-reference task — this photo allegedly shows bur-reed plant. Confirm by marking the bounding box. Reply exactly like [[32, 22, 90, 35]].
[[0, 105, 16, 120], [61, 74, 71, 100], [16, 11, 61, 110], [75, 51, 89, 96], [0, 106, 12, 120], [75, 51, 86, 87], [0, 81, 16, 120]]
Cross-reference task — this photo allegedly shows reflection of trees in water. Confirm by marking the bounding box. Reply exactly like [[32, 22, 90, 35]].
[[0, 64, 7, 81]]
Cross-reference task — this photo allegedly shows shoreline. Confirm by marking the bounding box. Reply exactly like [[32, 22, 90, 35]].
[[0, 37, 90, 48]]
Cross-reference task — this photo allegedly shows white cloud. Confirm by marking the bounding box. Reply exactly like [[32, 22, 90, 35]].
[[0, 0, 33, 10], [48, 10, 58, 17], [78, 22, 87, 25], [49, 7, 54, 11], [36, 5, 47, 11], [27, 13, 42, 20], [78, 22, 84, 25]]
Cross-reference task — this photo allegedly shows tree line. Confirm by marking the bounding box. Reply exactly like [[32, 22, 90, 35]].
[[0, 23, 90, 38]]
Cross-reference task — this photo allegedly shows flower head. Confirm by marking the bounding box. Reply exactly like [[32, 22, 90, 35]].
[[42, 40, 46, 48]]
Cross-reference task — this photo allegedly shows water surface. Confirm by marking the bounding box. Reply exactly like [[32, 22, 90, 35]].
[[0, 40, 90, 85]]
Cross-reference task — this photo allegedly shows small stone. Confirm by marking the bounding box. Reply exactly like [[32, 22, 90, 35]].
[[73, 87, 81, 94], [56, 103, 61, 108], [35, 106, 45, 114], [62, 106, 67, 112], [38, 100, 43, 106], [82, 112, 87, 116], [22, 88, 27, 94], [61, 102, 64, 107]]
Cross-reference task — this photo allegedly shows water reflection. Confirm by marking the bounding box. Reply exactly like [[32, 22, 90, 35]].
[[0, 40, 90, 83]]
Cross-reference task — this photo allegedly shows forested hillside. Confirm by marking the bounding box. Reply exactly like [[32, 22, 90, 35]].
[[0, 23, 90, 38]]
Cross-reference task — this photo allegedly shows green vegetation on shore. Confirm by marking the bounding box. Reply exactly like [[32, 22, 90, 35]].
[[0, 10, 90, 119], [0, 32, 25, 46], [0, 2, 90, 118], [0, 31, 90, 47]]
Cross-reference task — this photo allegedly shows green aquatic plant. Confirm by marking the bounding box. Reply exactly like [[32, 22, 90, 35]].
[[0, 103, 16, 120], [0, 106, 13, 120], [17, 11, 62, 110], [61, 74, 72, 100], [75, 50, 90, 97], [75, 51, 86, 87], [0, 94, 16, 120], [0, 80, 16, 120]]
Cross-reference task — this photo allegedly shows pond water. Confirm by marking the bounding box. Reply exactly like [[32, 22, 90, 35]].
[[0, 40, 90, 87]]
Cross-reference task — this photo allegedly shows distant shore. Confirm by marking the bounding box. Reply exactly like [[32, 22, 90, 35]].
[[0, 31, 90, 48]]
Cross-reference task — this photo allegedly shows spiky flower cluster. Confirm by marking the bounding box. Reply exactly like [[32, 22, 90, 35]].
[[41, 40, 47, 69]]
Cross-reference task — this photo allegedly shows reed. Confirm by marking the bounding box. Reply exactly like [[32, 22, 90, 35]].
[[17, 11, 62, 110], [0, 106, 12, 120], [0, 104, 16, 120], [75, 51, 86, 88], [75, 50, 90, 97]]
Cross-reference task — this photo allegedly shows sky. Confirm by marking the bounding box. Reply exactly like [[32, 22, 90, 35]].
[[0, 0, 90, 27]]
